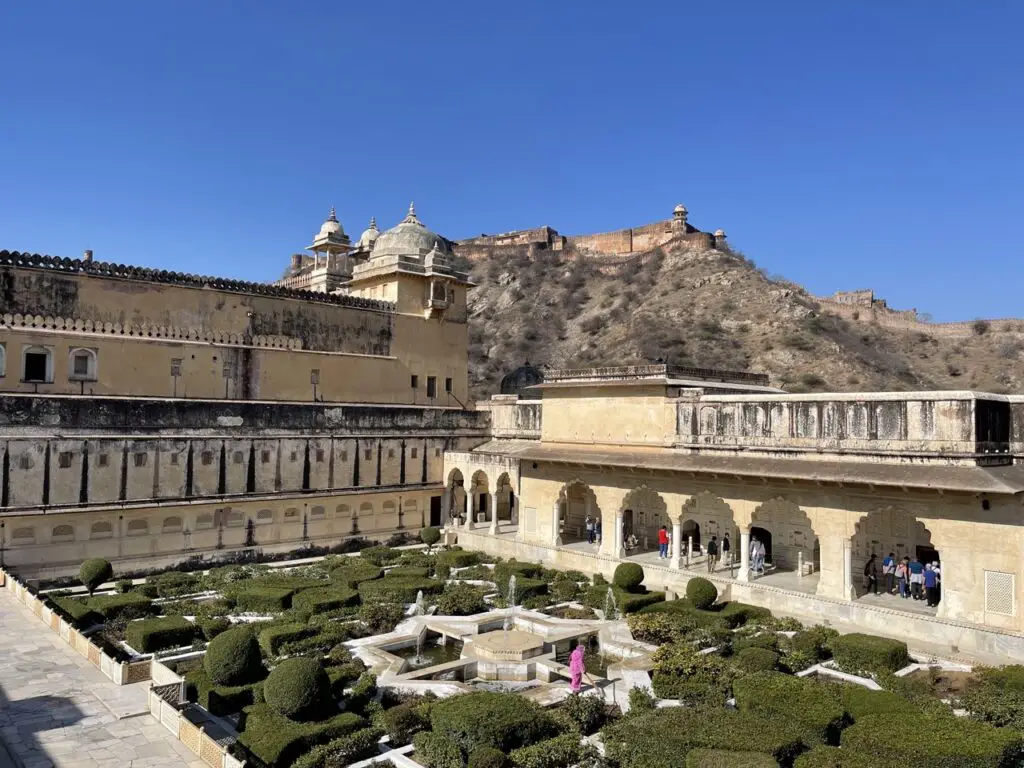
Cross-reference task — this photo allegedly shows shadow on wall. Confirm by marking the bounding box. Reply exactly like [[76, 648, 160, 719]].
[[0, 686, 86, 764]]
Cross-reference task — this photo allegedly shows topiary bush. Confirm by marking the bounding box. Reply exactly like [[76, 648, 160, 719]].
[[791, 625, 839, 661], [733, 632, 779, 652], [359, 602, 405, 634], [685, 749, 778, 768], [837, 686, 906, 720], [125, 616, 196, 653], [204, 625, 264, 686], [627, 686, 658, 715], [264, 657, 331, 721], [420, 527, 441, 553], [292, 726, 384, 768], [259, 622, 315, 657], [360, 545, 402, 567], [793, 746, 880, 767], [149, 571, 203, 598], [428, 691, 560, 755], [379, 702, 429, 745], [733, 647, 780, 673], [79, 558, 113, 595], [436, 549, 481, 569], [50, 597, 102, 629], [829, 633, 910, 676], [225, 584, 295, 613], [115, 579, 134, 593], [237, 705, 365, 767], [86, 592, 153, 621], [329, 561, 383, 588], [385, 566, 431, 579], [685, 577, 718, 609], [841, 711, 1024, 767], [469, 746, 511, 768], [613, 562, 645, 592]]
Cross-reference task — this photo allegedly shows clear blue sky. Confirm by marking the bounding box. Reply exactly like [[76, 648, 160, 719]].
[[1, 2, 1021, 321]]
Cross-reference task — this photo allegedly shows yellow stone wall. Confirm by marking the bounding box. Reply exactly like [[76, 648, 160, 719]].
[[540, 385, 676, 446]]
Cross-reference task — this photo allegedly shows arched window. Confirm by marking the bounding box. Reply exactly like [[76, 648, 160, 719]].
[[0, 344, 6, 377], [68, 348, 98, 381], [283, 507, 299, 520], [162, 516, 182, 533], [126, 519, 149, 536], [336, 504, 350, 519], [256, 509, 274, 525], [310, 506, 326, 520], [11, 527, 35, 543], [196, 513, 215, 530], [359, 502, 373, 517], [90, 521, 113, 539], [225, 509, 244, 527], [52, 524, 75, 542], [383, 501, 396, 516], [22, 345, 53, 384]]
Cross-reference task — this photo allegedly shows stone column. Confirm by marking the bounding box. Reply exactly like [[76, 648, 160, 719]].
[[466, 491, 475, 529], [670, 519, 682, 570], [511, 496, 519, 525], [490, 492, 499, 535], [615, 511, 624, 558], [738, 528, 751, 583], [552, 500, 562, 546]]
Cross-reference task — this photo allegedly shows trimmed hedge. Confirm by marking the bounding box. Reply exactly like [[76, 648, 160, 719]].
[[204, 625, 264, 686], [734, 632, 779, 652], [328, 562, 383, 588], [734, 647, 780, 673], [792, 625, 838, 661], [429, 691, 560, 754], [125, 616, 196, 653], [841, 712, 1024, 767], [149, 571, 203, 598], [732, 672, 849, 746], [470, 746, 511, 768], [829, 633, 910, 676], [685, 577, 717, 609], [359, 545, 402, 566], [509, 734, 593, 768], [837, 686, 906, 720], [651, 643, 736, 704], [186, 666, 265, 716], [386, 566, 431, 579], [436, 549, 481, 569], [602, 707, 807, 767], [50, 597, 102, 629], [435, 583, 489, 616], [558, 692, 607, 735], [87, 592, 153, 621], [793, 746, 880, 767], [291, 726, 384, 768], [960, 665, 1024, 729], [259, 622, 315, 657], [327, 661, 366, 698], [639, 599, 767, 629], [421, 527, 441, 551], [413, 731, 463, 768], [380, 702, 429, 745], [685, 749, 778, 768], [613, 562, 645, 592], [264, 657, 331, 720], [357, 577, 444, 604], [584, 585, 664, 615], [291, 587, 359, 616], [226, 585, 295, 613], [237, 705, 365, 767], [494, 561, 545, 599], [199, 617, 231, 640]]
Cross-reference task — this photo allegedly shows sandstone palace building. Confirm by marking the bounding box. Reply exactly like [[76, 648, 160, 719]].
[[4, 203, 1024, 662]]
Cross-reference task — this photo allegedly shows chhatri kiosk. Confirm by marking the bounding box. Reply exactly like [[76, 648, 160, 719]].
[[446, 363, 1024, 661]]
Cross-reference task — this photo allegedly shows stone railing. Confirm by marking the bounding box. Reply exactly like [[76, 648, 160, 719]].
[[0, 250, 393, 311], [147, 661, 246, 768], [545, 363, 769, 386], [1, 312, 302, 350], [0, 569, 152, 685]]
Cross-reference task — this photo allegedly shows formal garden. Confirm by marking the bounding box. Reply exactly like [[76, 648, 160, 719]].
[[21, 533, 1024, 768]]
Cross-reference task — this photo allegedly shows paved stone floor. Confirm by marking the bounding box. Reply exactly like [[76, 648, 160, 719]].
[[0, 589, 204, 768]]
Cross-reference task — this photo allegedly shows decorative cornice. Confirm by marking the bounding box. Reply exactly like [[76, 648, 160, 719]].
[[0, 250, 394, 312]]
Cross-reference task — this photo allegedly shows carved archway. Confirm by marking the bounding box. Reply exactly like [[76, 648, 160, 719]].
[[557, 478, 600, 543], [495, 472, 514, 522], [470, 470, 490, 524], [751, 497, 816, 569], [680, 491, 737, 555], [620, 485, 668, 552], [446, 468, 466, 523], [853, 506, 938, 593]]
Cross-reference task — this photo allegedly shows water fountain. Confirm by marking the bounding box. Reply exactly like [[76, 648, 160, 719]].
[[413, 590, 426, 617], [503, 574, 517, 641], [414, 630, 425, 666], [604, 586, 619, 621]]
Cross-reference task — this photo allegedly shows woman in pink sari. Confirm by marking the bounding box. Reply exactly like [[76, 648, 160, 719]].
[[569, 642, 586, 693]]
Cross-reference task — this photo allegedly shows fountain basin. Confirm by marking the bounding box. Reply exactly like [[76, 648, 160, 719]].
[[470, 630, 546, 662]]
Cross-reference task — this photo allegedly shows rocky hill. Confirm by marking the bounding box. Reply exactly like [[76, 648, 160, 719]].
[[457, 239, 1024, 401]]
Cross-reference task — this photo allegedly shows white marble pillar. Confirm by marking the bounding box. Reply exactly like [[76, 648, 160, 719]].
[[738, 528, 751, 583], [615, 511, 624, 558], [552, 500, 561, 545], [511, 497, 519, 525], [490, 492, 499, 535], [466, 492, 475, 529], [670, 520, 682, 570]]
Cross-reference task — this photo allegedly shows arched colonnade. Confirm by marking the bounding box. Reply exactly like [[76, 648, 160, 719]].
[[443, 466, 519, 534]]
